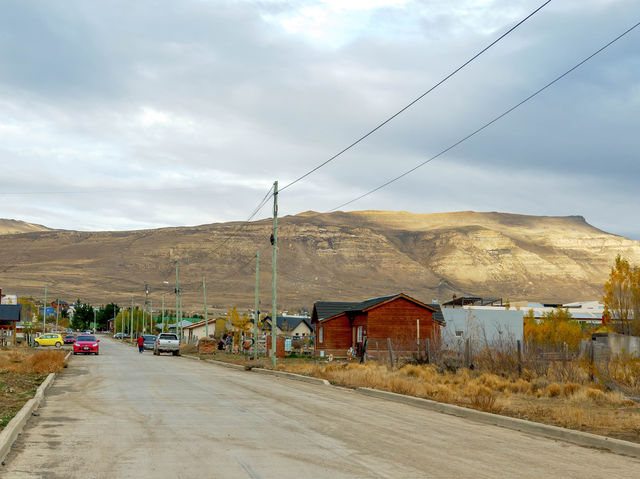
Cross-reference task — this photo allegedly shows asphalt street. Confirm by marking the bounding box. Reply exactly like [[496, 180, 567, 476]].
[[3, 337, 640, 478]]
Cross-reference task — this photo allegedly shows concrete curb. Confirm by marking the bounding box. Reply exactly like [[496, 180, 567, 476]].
[[183, 355, 330, 386], [252, 368, 331, 386], [356, 387, 640, 459], [0, 350, 71, 464], [182, 354, 200, 361], [203, 359, 247, 371]]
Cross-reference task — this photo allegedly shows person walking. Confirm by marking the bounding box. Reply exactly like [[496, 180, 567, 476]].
[[136, 335, 144, 354]]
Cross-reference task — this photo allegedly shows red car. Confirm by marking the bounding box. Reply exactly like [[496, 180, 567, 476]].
[[73, 335, 100, 355]]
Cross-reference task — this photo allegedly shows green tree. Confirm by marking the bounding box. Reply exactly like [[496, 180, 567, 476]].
[[71, 300, 94, 330]]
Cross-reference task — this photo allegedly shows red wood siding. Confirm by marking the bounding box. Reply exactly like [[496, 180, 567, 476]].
[[316, 314, 351, 357], [366, 298, 440, 345]]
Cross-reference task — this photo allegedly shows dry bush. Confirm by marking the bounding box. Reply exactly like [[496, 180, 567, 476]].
[[26, 351, 67, 374], [562, 382, 581, 397], [546, 382, 561, 398], [469, 385, 501, 413], [475, 373, 509, 392], [507, 378, 531, 394], [586, 388, 606, 403]]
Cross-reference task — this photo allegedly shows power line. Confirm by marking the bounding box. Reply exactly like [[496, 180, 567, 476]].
[[328, 19, 640, 212], [279, 0, 552, 193]]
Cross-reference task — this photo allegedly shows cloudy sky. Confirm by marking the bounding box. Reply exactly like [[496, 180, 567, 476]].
[[1, 0, 639, 238]]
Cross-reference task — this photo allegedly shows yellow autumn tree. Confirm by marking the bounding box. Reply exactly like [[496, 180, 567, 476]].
[[524, 308, 585, 351], [227, 307, 252, 343], [602, 255, 640, 335]]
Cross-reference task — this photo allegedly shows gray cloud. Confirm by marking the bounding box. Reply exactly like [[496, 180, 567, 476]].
[[0, 0, 639, 241]]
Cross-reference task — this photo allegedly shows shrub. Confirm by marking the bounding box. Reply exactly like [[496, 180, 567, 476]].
[[546, 383, 561, 397], [470, 385, 501, 413]]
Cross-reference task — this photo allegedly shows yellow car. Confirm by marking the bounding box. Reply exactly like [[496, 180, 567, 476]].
[[34, 333, 64, 348]]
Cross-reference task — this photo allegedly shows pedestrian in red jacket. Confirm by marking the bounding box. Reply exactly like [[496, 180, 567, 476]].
[[136, 335, 144, 354]]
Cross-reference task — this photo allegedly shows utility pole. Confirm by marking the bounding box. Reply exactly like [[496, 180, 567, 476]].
[[162, 294, 165, 332], [117, 304, 121, 338], [130, 296, 134, 339], [175, 260, 180, 339], [271, 180, 278, 367], [254, 250, 259, 359], [56, 299, 60, 333], [93, 308, 96, 332], [149, 299, 153, 333], [144, 282, 150, 334], [42, 285, 47, 334], [203, 276, 208, 338]]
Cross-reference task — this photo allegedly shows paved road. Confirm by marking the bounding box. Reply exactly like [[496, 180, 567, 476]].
[[4, 338, 640, 478]]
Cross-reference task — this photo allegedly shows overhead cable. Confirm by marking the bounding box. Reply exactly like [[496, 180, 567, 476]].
[[328, 19, 640, 212], [279, 0, 552, 193]]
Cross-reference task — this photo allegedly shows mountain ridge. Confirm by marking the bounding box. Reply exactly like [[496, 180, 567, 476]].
[[0, 211, 638, 310]]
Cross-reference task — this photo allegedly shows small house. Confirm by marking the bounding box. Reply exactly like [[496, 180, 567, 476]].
[[262, 315, 314, 337], [311, 293, 444, 358], [183, 318, 217, 343], [0, 304, 23, 345]]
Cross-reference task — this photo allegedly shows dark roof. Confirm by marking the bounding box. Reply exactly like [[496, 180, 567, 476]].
[[312, 293, 442, 323], [441, 296, 502, 307], [263, 316, 314, 332], [0, 304, 22, 321], [431, 304, 444, 324]]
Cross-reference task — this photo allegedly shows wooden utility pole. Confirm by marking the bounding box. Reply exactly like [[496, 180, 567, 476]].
[[271, 181, 278, 367], [203, 276, 208, 338], [254, 250, 259, 359]]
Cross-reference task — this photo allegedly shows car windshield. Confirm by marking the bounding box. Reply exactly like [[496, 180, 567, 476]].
[[143, 335, 156, 341], [77, 336, 96, 342]]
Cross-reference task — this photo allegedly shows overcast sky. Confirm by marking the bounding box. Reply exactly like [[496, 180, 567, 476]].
[[1, 0, 639, 239]]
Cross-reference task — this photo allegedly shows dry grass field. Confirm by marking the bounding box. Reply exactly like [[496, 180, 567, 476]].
[[275, 360, 640, 443], [0, 349, 67, 431]]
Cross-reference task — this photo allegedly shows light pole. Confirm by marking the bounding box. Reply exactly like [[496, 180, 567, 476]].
[[56, 299, 60, 333], [93, 308, 96, 332], [42, 285, 47, 335]]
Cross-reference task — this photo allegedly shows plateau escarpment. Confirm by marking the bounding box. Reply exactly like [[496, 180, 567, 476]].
[[0, 211, 638, 309]]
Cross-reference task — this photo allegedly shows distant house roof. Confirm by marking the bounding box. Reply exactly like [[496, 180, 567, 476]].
[[263, 316, 315, 332], [312, 293, 443, 324], [441, 296, 503, 307], [183, 318, 217, 330], [0, 304, 22, 322]]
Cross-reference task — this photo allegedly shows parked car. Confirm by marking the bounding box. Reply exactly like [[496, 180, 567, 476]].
[[63, 334, 76, 344], [142, 335, 157, 350], [73, 335, 100, 355], [34, 333, 64, 348], [154, 333, 180, 356], [114, 333, 124, 339]]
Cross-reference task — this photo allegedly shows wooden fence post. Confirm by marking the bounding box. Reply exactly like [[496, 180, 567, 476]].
[[464, 338, 471, 369], [517, 340, 522, 377], [360, 337, 368, 364], [425, 338, 430, 365], [589, 341, 595, 382], [387, 338, 394, 367], [562, 342, 568, 370]]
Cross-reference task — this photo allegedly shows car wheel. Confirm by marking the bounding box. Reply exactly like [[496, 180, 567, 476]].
[[55, 342, 61, 348], [95, 351, 99, 355], [34, 342, 39, 347], [73, 352, 77, 355]]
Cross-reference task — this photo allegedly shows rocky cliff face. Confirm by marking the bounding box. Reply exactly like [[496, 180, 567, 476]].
[[1, 211, 638, 310]]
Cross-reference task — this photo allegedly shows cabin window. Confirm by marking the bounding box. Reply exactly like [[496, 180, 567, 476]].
[[319, 327, 323, 343], [455, 330, 463, 337], [357, 326, 363, 343]]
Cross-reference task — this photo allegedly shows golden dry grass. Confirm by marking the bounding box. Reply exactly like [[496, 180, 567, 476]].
[[276, 360, 640, 442], [0, 349, 67, 375]]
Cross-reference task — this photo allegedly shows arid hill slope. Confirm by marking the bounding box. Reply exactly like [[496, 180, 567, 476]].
[[0, 219, 51, 235], [1, 211, 638, 310]]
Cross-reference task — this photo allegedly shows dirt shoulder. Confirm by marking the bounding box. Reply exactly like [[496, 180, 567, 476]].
[[0, 349, 67, 432]]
